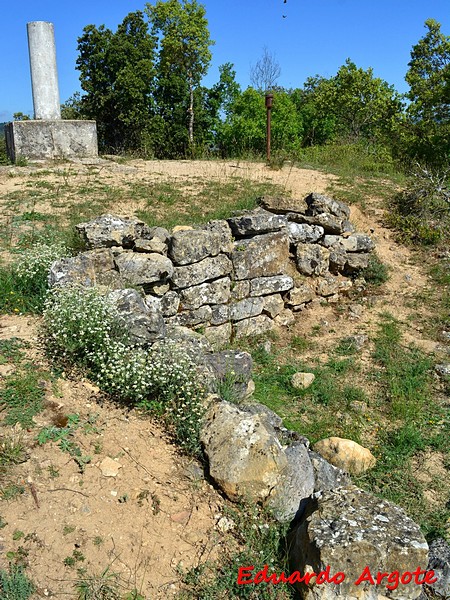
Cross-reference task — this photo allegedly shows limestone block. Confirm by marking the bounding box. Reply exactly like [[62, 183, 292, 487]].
[[288, 222, 324, 244], [202, 350, 253, 400], [169, 229, 222, 265], [200, 220, 234, 254], [231, 231, 289, 280], [313, 437, 376, 475], [308, 450, 351, 493], [233, 315, 274, 339], [345, 252, 371, 272], [227, 208, 287, 237], [210, 304, 230, 326], [115, 252, 174, 286], [258, 195, 308, 215], [172, 254, 232, 289], [231, 280, 250, 301], [229, 297, 265, 321], [107, 288, 165, 345], [316, 274, 352, 297], [49, 248, 117, 288], [288, 486, 429, 600], [179, 277, 231, 310], [169, 305, 212, 327], [76, 214, 150, 249], [290, 213, 346, 235], [267, 442, 315, 522], [274, 308, 296, 327], [322, 233, 375, 253], [263, 294, 285, 318], [285, 283, 316, 307], [295, 244, 330, 276], [134, 237, 167, 255], [160, 291, 180, 317], [200, 400, 287, 501], [305, 192, 350, 220], [249, 274, 294, 297], [204, 323, 232, 350]]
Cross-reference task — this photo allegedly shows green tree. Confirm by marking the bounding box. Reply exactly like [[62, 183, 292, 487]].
[[404, 19, 450, 164], [76, 11, 157, 153], [145, 0, 214, 150]]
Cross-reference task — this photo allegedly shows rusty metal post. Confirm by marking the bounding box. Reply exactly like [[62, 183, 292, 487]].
[[265, 93, 273, 162]]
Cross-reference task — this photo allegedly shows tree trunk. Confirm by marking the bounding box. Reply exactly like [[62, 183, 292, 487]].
[[188, 76, 194, 145]]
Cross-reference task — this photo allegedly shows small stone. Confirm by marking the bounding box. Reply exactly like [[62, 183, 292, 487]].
[[313, 437, 376, 475], [435, 363, 450, 377], [171, 511, 191, 524], [100, 457, 122, 477], [291, 372, 315, 390], [216, 516, 235, 532]]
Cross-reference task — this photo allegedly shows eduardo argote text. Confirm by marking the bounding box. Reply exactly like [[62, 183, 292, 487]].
[[237, 564, 437, 591]]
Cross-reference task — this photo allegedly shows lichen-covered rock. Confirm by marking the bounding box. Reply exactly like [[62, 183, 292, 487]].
[[316, 274, 352, 297], [305, 192, 351, 220], [230, 280, 250, 301], [200, 400, 287, 502], [107, 288, 165, 345], [425, 538, 450, 598], [345, 252, 371, 273], [204, 323, 232, 349], [289, 212, 346, 235], [155, 325, 211, 363], [134, 237, 167, 255], [231, 231, 289, 280], [267, 442, 315, 522], [169, 305, 212, 327], [159, 290, 180, 317], [233, 315, 274, 339], [258, 195, 308, 215], [296, 244, 330, 276], [313, 437, 376, 475], [49, 248, 117, 288], [291, 372, 315, 389], [322, 233, 375, 253], [76, 214, 152, 249], [288, 222, 325, 244], [249, 274, 294, 297], [263, 294, 284, 318], [171, 254, 232, 289], [179, 277, 231, 310], [308, 450, 351, 493], [274, 308, 296, 327], [114, 252, 174, 286], [288, 486, 429, 600], [200, 220, 234, 254], [285, 283, 316, 307], [229, 297, 265, 321], [329, 248, 347, 274], [227, 208, 287, 237], [169, 229, 222, 265], [202, 350, 253, 401], [210, 304, 230, 325]]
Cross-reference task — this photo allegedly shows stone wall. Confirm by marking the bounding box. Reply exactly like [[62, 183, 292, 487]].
[[50, 192, 375, 348]]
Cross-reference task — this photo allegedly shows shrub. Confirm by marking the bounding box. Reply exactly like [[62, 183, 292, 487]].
[[0, 241, 68, 314], [41, 286, 205, 456]]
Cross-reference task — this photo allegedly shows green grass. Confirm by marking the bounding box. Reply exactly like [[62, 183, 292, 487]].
[[0, 364, 50, 428], [0, 565, 35, 600]]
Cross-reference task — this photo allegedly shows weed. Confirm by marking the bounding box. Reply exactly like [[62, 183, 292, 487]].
[[47, 465, 60, 478], [290, 335, 310, 352], [0, 483, 25, 501], [357, 253, 390, 286], [12, 530, 25, 541], [0, 365, 49, 428], [74, 566, 121, 600], [0, 432, 27, 467], [63, 525, 76, 536], [0, 565, 35, 600], [64, 550, 85, 567], [93, 536, 104, 546]]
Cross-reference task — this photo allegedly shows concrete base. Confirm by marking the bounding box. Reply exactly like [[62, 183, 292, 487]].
[[5, 120, 98, 162]]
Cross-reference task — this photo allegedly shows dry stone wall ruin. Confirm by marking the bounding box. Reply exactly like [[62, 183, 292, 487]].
[[50, 192, 375, 348]]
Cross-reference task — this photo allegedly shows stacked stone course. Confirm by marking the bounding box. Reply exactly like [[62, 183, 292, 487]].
[[50, 192, 375, 347]]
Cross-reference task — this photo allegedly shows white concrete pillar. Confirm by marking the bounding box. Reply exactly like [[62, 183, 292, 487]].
[[27, 21, 61, 120]]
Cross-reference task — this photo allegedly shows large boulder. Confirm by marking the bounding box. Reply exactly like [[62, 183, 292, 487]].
[[424, 538, 450, 598], [288, 486, 429, 600], [231, 231, 290, 280], [313, 437, 376, 475], [201, 400, 287, 502]]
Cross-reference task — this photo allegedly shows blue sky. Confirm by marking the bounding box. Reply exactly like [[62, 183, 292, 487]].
[[1, 0, 449, 122]]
